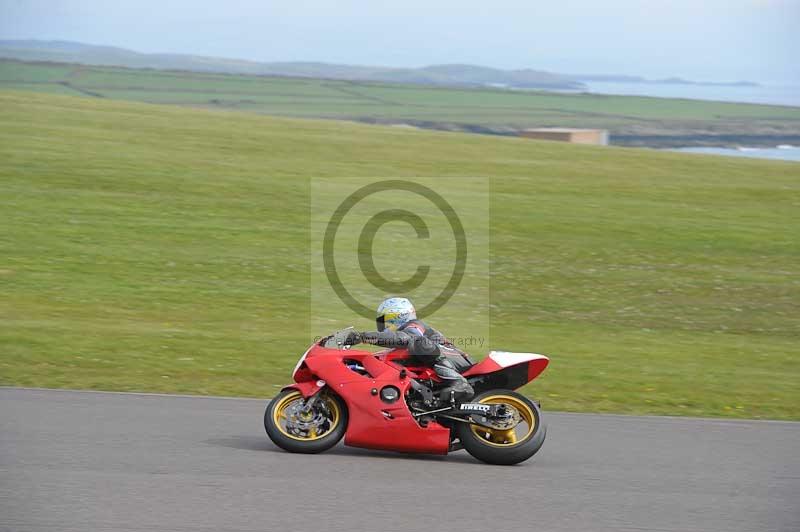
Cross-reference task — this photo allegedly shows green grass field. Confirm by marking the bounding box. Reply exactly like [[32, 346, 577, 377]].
[[1, 91, 799, 419], [2, 59, 799, 144]]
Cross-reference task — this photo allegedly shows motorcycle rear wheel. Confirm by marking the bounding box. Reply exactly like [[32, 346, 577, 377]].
[[264, 389, 348, 454], [456, 389, 546, 465]]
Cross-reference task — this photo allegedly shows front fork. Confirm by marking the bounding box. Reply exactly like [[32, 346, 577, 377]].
[[300, 391, 321, 415]]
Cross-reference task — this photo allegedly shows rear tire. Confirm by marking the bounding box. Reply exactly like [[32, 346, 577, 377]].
[[456, 389, 546, 465], [264, 389, 348, 454]]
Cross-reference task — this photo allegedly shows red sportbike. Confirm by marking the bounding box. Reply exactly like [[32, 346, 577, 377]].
[[264, 327, 549, 465]]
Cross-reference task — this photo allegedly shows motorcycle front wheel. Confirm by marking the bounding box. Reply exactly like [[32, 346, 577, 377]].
[[264, 389, 348, 454], [456, 389, 546, 465]]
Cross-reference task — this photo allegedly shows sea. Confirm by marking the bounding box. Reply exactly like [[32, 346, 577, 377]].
[[581, 81, 800, 162], [671, 145, 800, 162], [583, 81, 800, 107]]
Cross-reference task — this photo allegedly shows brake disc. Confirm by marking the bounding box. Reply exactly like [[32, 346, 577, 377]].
[[284, 402, 328, 436]]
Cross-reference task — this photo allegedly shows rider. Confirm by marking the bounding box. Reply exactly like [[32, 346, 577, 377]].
[[346, 297, 474, 401]]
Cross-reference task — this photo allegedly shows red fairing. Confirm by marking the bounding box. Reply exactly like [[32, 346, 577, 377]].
[[295, 344, 450, 454]]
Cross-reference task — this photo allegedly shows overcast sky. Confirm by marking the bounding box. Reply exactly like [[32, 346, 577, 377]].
[[1, 0, 798, 83]]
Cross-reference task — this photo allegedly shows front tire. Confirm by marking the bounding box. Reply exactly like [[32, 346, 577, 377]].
[[456, 389, 546, 465], [264, 389, 348, 454]]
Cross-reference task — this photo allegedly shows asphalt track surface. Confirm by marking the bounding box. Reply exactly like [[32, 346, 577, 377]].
[[1, 388, 798, 532]]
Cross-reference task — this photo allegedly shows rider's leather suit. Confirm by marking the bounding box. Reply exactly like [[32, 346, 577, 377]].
[[356, 320, 475, 401]]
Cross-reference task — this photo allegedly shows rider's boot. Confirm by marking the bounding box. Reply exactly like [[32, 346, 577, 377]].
[[433, 356, 474, 403]]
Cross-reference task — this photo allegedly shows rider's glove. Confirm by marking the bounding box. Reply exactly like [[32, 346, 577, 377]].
[[344, 331, 363, 346]]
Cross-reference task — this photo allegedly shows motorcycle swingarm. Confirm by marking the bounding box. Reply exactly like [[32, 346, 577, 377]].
[[436, 403, 517, 430], [413, 403, 514, 429]]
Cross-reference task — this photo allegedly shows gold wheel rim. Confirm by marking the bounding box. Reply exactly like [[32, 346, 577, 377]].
[[272, 391, 340, 441], [470, 394, 536, 447]]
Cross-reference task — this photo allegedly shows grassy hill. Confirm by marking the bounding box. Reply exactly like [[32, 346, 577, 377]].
[[2, 59, 799, 147], [1, 91, 798, 419], [0, 40, 584, 90]]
